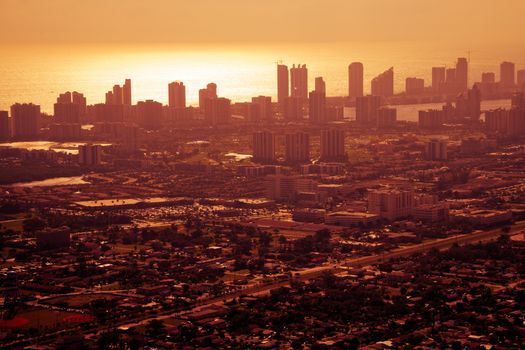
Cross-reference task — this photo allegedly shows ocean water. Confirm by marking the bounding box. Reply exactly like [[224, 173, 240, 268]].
[[0, 42, 524, 114]]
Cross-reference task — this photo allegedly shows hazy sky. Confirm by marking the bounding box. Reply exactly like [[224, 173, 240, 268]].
[[1, 0, 523, 45]]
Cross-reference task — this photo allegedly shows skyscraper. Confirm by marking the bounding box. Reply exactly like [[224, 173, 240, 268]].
[[309, 78, 326, 124], [348, 62, 364, 99], [283, 96, 303, 121], [405, 77, 425, 95], [355, 95, 381, 124], [204, 97, 231, 125], [285, 132, 310, 164], [11, 103, 40, 139], [250, 96, 272, 122], [168, 81, 186, 108], [277, 64, 289, 106], [0, 111, 9, 141], [123, 79, 132, 105], [290, 64, 308, 100], [72, 91, 87, 117], [371, 67, 394, 97], [431, 67, 446, 92], [455, 57, 468, 92], [54, 102, 80, 123], [320, 129, 346, 162], [252, 131, 275, 163], [425, 139, 448, 161], [500, 61, 516, 89], [136, 100, 163, 130], [199, 83, 218, 109], [112, 85, 123, 105], [517, 69, 525, 91]]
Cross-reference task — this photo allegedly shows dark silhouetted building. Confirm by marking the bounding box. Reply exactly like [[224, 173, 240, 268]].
[[11, 103, 40, 139], [482, 72, 496, 84], [432, 67, 446, 92], [290, 64, 308, 100], [249, 96, 272, 122], [277, 64, 289, 106], [283, 96, 303, 121], [320, 129, 345, 161], [348, 62, 364, 99], [309, 78, 326, 124], [137, 100, 163, 129], [425, 139, 448, 160], [199, 83, 218, 109], [168, 81, 186, 108], [371, 67, 394, 97], [377, 107, 397, 128], [500, 61, 515, 89], [285, 132, 310, 164], [405, 77, 424, 95], [356, 95, 381, 124], [79, 144, 102, 165], [485, 108, 525, 136], [419, 109, 444, 129], [518, 69, 525, 91], [252, 131, 275, 163], [123, 79, 132, 105], [0, 111, 9, 140], [204, 97, 231, 125], [456, 57, 468, 92]]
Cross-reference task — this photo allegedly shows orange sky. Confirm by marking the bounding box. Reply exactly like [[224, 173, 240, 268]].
[[1, 0, 523, 45]]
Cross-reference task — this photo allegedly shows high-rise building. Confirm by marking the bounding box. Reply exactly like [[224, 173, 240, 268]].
[[285, 132, 310, 164], [377, 108, 397, 128], [518, 69, 525, 91], [467, 84, 481, 121], [368, 186, 414, 220], [252, 131, 275, 163], [405, 77, 425, 95], [112, 85, 123, 105], [500, 61, 515, 89], [425, 139, 448, 160], [432, 67, 446, 92], [11, 103, 40, 139], [482, 72, 496, 84], [0, 111, 9, 140], [485, 108, 525, 136], [320, 129, 345, 162], [456, 57, 468, 92], [54, 103, 80, 123], [348, 62, 364, 99], [419, 110, 444, 129], [371, 67, 394, 97], [290, 64, 308, 100], [136, 100, 163, 130], [123, 79, 132, 105], [78, 144, 102, 166], [355, 95, 381, 124], [249, 96, 272, 122], [168, 81, 186, 108], [511, 92, 524, 109], [277, 64, 289, 106], [72, 91, 87, 117], [315, 77, 326, 94], [283, 96, 303, 121], [309, 81, 326, 124], [204, 97, 231, 125], [199, 83, 218, 109]]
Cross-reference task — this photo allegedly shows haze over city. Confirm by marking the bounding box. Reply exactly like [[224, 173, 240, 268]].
[[0, 0, 525, 349]]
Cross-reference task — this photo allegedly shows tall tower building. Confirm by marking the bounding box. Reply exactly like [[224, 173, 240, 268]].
[[320, 129, 346, 162], [405, 77, 425, 95], [123, 79, 132, 105], [425, 139, 448, 161], [432, 67, 446, 92], [355, 95, 381, 124], [136, 100, 163, 130], [517, 69, 525, 91], [168, 81, 186, 108], [283, 96, 303, 121], [0, 111, 9, 141], [290, 64, 308, 100], [72, 92, 87, 117], [112, 85, 123, 105], [199, 83, 218, 109], [348, 62, 364, 99], [204, 97, 231, 125], [252, 131, 275, 163], [250, 96, 272, 122], [455, 57, 468, 92], [285, 132, 310, 164], [371, 67, 394, 97], [309, 78, 326, 124], [277, 64, 289, 106], [500, 61, 516, 89], [11, 103, 40, 139], [54, 103, 80, 123]]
